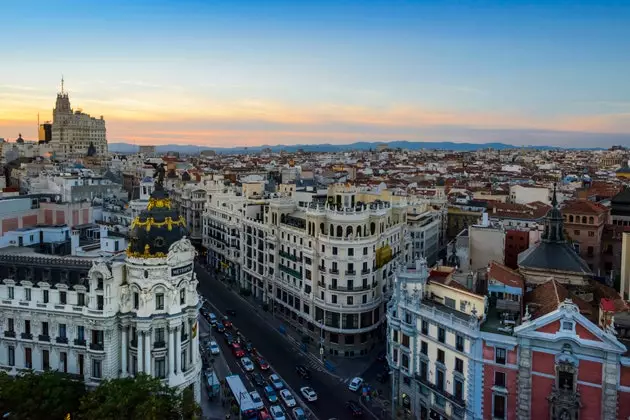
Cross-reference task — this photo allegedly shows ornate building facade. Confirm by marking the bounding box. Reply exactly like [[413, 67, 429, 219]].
[[0, 181, 202, 401]]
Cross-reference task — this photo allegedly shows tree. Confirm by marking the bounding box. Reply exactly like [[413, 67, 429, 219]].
[[0, 371, 85, 420], [77, 374, 200, 420]]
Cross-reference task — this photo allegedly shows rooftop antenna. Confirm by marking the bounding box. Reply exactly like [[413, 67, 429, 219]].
[[61, 75, 64, 94]]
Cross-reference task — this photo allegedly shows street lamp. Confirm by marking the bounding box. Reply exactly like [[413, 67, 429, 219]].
[[317, 319, 324, 363]]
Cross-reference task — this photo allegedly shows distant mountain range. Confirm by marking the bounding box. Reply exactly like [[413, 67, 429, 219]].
[[108, 141, 605, 155]]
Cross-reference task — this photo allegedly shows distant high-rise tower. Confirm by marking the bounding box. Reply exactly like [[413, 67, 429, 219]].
[[50, 77, 107, 159]]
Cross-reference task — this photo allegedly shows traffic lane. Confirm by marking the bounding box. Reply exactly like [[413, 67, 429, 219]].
[[197, 268, 359, 420]]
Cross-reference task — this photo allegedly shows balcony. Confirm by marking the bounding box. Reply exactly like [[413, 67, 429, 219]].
[[154, 341, 166, 349], [317, 282, 326, 289], [279, 264, 303, 280], [415, 373, 466, 409], [56, 336, 69, 344], [74, 338, 86, 346], [21, 333, 33, 340], [130, 339, 138, 348], [345, 270, 356, 276], [3, 331, 16, 338], [90, 343, 104, 351], [329, 268, 339, 274], [38, 334, 51, 342], [279, 251, 300, 262], [361, 268, 371, 275]]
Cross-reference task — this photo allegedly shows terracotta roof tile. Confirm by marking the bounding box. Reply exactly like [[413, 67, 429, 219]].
[[525, 278, 592, 318], [561, 199, 609, 215], [488, 261, 525, 289]]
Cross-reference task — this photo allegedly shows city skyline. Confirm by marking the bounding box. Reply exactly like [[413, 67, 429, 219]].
[[2, 0, 629, 148]]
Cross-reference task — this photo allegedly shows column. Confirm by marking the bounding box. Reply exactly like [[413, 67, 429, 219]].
[[137, 332, 144, 373], [168, 327, 175, 375], [144, 330, 151, 376], [188, 319, 193, 364], [175, 326, 181, 374], [121, 327, 128, 376]]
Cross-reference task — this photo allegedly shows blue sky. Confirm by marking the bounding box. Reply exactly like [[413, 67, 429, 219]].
[[1, 0, 629, 147]]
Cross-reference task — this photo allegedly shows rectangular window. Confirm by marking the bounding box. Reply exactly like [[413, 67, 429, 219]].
[[180, 289, 186, 305], [8, 346, 15, 366], [78, 354, 84, 376], [455, 358, 464, 373], [59, 324, 67, 338], [421, 320, 428, 335], [444, 297, 456, 309], [25, 348, 32, 369], [25, 320, 31, 335], [456, 335, 464, 352], [420, 360, 428, 380], [77, 326, 85, 341], [493, 394, 506, 419], [156, 293, 164, 310], [495, 348, 507, 365], [92, 359, 102, 378], [25, 288, 31, 301], [43, 290, 49, 303], [347, 296, 353, 305], [421, 341, 428, 355], [436, 369, 445, 391], [59, 291, 67, 304], [437, 349, 445, 364], [181, 350, 187, 372], [155, 358, 166, 378], [155, 328, 165, 344], [348, 248, 354, 256], [454, 379, 463, 400], [60, 351, 67, 373], [331, 295, 337, 304], [42, 349, 50, 370], [133, 293, 139, 309], [332, 247, 338, 256], [42, 322, 49, 336], [8, 318, 14, 332], [401, 334, 410, 348], [8, 287, 14, 299], [495, 371, 506, 387], [438, 327, 445, 343], [78, 293, 85, 306], [401, 353, 409, 369], [97, 295, 104, 310], [363, 247, 368, 255]]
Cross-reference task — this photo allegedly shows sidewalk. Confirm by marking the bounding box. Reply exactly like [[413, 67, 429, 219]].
[[203, 265, 383, 381]]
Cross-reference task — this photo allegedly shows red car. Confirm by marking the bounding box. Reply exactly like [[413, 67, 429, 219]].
[[257, 408, 272, 420], [256, 357, 270, 371], [231, 343, 245, 358], [222, 316, 233, 328]]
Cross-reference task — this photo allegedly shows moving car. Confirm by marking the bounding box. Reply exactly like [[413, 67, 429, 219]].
[[208, 313, 218, 325], [268, 373, 284, 390], [245, 341, 254, 353], [241, 356, 255, 372], [279, 389, 297, 408], [258, 409, 272, 420], [346, 400, 363, 417], [295, 365, 310, 379], [348, 377, 363, 392], [252, 373, 266, 387], [250, 390, 265, 411], [291, 408, 307, 420], [222, 316, 233, 328], [215, 322, 225, 333], [232, 343, 245, 358], [264, 385, 278, 403], [257, 357, 270, 371], [224, 333, 233, 345], [300, 386, 317, 402], [208, 341, 220, 355], [269, 405, 286, 420]]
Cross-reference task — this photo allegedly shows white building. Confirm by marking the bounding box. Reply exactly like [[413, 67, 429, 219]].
[[51, 81, 107, 159], [407, 205, 442, 266], [0, 185, 202, 401], [387, 260, 486, 420], [509, 185, 550, 205]]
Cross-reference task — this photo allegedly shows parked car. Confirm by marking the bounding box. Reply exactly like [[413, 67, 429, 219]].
[[346, 400, 363, 417], [215, 322, 225, 333], [252, 373, 266, 387], [208, 313, 218, 325], [300, 386, 317, 402], [241, 357, 255, 372], [295, 365, 310, 379], [348, 377, 363, 392], [258, 409, 272, 420], [263, 385, 278, 403], [245, 341, 254, 353], [279, 389, 297, 408], [232, 343, 245, 358], [257, 357, 270, 371], [250, 391, 265, 410], [268, 374, 284, 390], [224, 333, 233, 345], [269, 405, 286, 420], [291, 407, 307, 420], [208, 341, 220, 355], [222, 316, 233, 328]]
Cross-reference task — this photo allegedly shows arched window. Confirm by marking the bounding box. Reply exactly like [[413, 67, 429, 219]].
[[357, 228, 362, 238], [370, 222, 376, 235], [330, 224, 334, 236], [588, 216, 594, 224], [582, 216, 587, 224], [569, 215, 574, 223], [346, 226, 353, 237], [337, 226, 343, 237], [320, 223, 325, 234]]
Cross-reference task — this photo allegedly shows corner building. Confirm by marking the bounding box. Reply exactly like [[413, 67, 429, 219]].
[[0, 184, 202, 401]]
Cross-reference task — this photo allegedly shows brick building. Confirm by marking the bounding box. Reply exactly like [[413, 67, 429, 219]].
[[561, 200, 609, 273]]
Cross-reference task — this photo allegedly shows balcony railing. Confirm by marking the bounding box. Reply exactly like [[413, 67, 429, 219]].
[[56, 336, 69, 344], [361, 268, 371, 275], [345, 270, 356, 276], [279, 264, 303, 280], [279, 251, 300, 262], [21, 333, 33, 340], [154, 341, 166, 349], [38, 334, 51, 342], [4, 331, 16, 338], [74, 338, 86, 346], [415, 373, 466, 409], [90, 343, 104, 351], [329, 268, 339, 274]]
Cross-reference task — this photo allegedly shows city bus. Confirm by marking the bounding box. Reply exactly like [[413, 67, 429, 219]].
[[225, 374, 257, 419]]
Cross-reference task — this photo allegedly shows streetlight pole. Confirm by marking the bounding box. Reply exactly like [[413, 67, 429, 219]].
[[317, 320, 324, 363]]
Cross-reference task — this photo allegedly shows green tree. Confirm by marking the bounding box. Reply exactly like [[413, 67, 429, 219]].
[[0, 370, 85, 420], [77, 374, 200, 420]]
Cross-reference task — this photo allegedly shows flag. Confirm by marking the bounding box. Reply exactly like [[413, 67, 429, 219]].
[[192, 321, 198, 338]]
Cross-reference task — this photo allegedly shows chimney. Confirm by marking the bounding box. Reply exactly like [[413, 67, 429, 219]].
[[70, 230, 80, 256]]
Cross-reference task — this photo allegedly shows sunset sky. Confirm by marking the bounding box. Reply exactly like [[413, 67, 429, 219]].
[[1, 0, 629, 148]]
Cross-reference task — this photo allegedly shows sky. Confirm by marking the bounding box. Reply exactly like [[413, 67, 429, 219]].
[[1, 0, 630, 148]]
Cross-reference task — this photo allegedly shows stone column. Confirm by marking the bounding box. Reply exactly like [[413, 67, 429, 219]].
[[121, 327, 128, 376], [144, 330, 151, 376], [137, 332, 144, 373], [602, 355, 619, 420], [517, 344, 532, 419], [175, 326, 181, 373], [168, 327, 175, 375], [189, 319, 194, 364]]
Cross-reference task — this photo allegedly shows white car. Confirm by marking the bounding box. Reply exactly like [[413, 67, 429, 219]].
[[279, 389, 297, 408], [269, 405, 286, 420], [241, 356, 255, 372], [300, 386, 317, 402], [269, 373, 284, 390], [348, 377, 363, 392], [208, 341, 220, 355], [249, 390, 265, 410]]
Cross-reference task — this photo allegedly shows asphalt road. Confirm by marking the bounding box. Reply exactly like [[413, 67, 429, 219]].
[[196, 266, 364, 420]]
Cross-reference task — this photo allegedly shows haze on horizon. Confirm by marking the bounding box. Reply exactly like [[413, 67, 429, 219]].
[[1, 0, 629, 149]]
